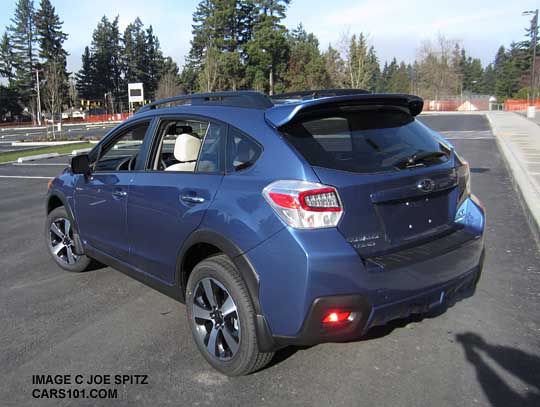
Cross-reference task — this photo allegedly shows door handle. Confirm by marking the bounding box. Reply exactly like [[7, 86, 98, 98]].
[[112, 190, 128, 198], [180, 195, 205, 204]]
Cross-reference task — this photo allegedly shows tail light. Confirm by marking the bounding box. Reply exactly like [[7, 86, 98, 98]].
[[455, 152, 470, 203], [262, 180, 343, 229], [455, 151, 471, 222]]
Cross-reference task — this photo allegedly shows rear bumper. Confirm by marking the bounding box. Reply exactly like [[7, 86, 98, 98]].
[[246, 195, 485, 347], [275, 248, 484, 347]]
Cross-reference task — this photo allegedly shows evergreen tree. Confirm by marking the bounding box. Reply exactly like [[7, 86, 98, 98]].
[[382, 58, 409, 93], [493, 45, 521, 98], [390, 61, 410, 93], [35, 0, 68, 65], [381, 58, 399, 92], [75, 46, 94, 99], [35, 0, 69, 106], [187, 0, 257, 91], [519, 12, 539, 80], [8, 0, 38, 112], [88, 16, 123, 100], [0, 85, 23, 120], [453, 47, 485, 94], [482, 63, 496, 95], [122, 18, 146, 85], [122, 20, 164, 99], [144, 25, 164, 98], [409, 61, 420, 94], [245, 0, 290, 93], [379, 61, 388, 92], [256, 0, 290, 21], [366, 46, 381, 92], [323, 44, 346, 88], [285, 24, 328, 91], [467, 58, 484, 94], [179, 63, 199, 94], [0, 32, 15, 85]]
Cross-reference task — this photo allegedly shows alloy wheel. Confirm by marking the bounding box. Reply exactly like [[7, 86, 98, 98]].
[[191, 277, 240, 361], [49, 217, 79, 265]]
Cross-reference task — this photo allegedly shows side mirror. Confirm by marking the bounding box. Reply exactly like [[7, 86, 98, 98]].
[[71, 154, 91, 175]]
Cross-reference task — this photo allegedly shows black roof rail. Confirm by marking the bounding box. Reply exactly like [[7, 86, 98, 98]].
[[136, 91, 273, 114], [271, 89, 371, 102]]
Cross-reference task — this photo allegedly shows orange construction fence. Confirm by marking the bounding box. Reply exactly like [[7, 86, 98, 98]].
[[0, 112, 131, 128], [503, 99, 540, 111], [84, 113, 131, 123], [423, 99, 490, 111]]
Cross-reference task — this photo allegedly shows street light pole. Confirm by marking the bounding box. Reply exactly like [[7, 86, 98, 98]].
[[524, 9, 539, 106], [35, 69, 42, 126], [532, 10, 538, 104]]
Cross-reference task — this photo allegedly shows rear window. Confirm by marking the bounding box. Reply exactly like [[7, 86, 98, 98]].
[[280, 106, 447, 174]]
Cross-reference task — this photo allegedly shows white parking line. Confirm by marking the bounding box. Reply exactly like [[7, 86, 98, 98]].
[[0, 175, 52, 179], [13, 163, 68, 166], [444, 136, 493, 140]]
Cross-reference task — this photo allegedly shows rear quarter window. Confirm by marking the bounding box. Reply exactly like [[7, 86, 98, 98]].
[[280, 107, 447, 174], [227, 127, 262, 172]]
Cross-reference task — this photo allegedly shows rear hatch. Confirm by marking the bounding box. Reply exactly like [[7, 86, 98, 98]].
[[275, 97, 466, 258]]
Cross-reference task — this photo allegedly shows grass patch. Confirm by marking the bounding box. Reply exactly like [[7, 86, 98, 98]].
[[0, 142, 93, 164]]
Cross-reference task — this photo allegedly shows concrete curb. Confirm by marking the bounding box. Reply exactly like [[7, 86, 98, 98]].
[[420, 110, 489, 115], [16, 153, 60, 163], [11, 141, 86, 146], [486, 113, 540, 245]]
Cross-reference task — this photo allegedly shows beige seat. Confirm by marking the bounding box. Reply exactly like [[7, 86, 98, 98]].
[[165, 133, 201, 172]]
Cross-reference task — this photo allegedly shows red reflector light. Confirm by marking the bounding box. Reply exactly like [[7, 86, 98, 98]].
[[322, 311, 351, 324], [268, 192, 300, 209]]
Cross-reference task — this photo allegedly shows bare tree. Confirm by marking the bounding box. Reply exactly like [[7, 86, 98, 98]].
[[68, 78, 78, 108], [42, 62, 63, 139], [198, 46, 220, 92], [155, 71, 184, 100], [340, 31, 373, 89], [416, 34, 461, 99]]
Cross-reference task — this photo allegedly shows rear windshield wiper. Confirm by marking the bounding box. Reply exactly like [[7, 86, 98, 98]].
[[394, 150, 448, 169]]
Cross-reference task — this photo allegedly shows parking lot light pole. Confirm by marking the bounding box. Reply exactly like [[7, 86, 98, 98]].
[[523, 9, 538, 106], [35, 69, 42, 126]]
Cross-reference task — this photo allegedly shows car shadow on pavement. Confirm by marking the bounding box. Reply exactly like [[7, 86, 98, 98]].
[[456, 332, 540, 407], [268, 306, 451, 370], [470, 167, 490, 174]]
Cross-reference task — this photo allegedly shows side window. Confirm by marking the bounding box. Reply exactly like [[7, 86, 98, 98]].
[[151, 119, 224, 173], [227, 127, 262, 172], [94, 122, 149, 172]]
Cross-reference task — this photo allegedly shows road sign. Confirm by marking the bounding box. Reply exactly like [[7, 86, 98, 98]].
[[128, 83, 144, 103]]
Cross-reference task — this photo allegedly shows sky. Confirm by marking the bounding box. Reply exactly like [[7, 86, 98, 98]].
[[0, 0, 538, 74]]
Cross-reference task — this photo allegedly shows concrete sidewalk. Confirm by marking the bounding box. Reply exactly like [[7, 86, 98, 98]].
[[487, 111, 540, 242]]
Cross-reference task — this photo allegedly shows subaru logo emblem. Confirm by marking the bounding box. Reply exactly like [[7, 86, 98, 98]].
[[417, 178, 435, 193]]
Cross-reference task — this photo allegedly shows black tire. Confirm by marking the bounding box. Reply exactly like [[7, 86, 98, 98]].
[[45, 207, 92, 273], [186, 254, 274, 376]]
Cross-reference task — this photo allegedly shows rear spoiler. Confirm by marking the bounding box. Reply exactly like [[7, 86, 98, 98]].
[[265, 93, 424, 128]]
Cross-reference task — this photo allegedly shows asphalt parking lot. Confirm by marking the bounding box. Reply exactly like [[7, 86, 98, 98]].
[[0, 122, 114, 147], [1, 114, 539, 406]]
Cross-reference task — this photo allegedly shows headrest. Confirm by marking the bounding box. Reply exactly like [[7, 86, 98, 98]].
[[234, 139, 253, 164], [174, 133, 201, 162]]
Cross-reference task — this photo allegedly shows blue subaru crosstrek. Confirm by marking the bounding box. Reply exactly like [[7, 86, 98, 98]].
[[45, 90, 485, 376]]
